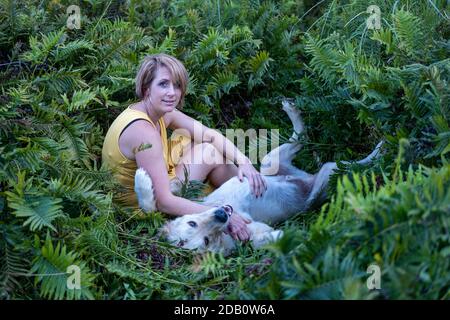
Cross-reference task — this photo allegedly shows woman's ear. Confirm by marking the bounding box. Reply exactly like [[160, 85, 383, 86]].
[[143, 87, 150, 99]]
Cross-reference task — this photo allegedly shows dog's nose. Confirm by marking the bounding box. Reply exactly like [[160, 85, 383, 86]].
[[214, 208, 228, 223]]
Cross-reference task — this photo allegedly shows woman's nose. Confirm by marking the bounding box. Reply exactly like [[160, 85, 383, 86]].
[[166, 84, 175, 96]]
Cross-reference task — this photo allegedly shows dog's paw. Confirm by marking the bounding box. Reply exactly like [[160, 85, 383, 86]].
[[375, 141, 384, 153], [251, 228, 284, 248], [270, 230, 283, 241], [134, 168, 156, 212], [281, 98, 298, 114]]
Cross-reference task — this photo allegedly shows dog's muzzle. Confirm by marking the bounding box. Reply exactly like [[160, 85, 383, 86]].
[[214, 205, 233, 223]]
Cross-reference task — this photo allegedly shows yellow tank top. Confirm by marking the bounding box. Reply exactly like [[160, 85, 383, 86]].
[[102, 106, 188, 208]]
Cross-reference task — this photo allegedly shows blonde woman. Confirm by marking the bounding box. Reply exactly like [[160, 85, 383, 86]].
[[102, 54, 266, 241]]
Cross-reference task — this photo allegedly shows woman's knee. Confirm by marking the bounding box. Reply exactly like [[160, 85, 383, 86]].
[[190, 142, 224, 166]]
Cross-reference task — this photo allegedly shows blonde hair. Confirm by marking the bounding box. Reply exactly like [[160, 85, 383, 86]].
[[135, 53, 189, 108]]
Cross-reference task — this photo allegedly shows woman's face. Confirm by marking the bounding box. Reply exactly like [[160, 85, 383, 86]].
[[145, 66, 182, 114]]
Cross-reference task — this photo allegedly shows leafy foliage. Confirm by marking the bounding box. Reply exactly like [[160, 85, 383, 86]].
[[242, 150, 450, 299]]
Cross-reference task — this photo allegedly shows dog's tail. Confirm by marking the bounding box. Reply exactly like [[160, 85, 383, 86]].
[[134, 168, 157, 212]]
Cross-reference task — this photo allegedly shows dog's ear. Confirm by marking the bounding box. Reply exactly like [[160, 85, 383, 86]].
[[157, 223, 171, 240]]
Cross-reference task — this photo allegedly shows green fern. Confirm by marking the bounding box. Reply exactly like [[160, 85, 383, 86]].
[[204, 70, 240, 101], [0, 243, 30, 299], [21, 29, 66, 64], [5, 172, 65, 232], [194, 27, 230, 70], [371, 28, 394, 54], [393, 9, 426, 59], [62, 88, 98, 113], [53, 39, 96, 63], [46, 172, 112, 213], [247, 50, 273, 90], [304, 36, 339, 85], [58, 119, 91, 167], [31, 233, 95, 299]]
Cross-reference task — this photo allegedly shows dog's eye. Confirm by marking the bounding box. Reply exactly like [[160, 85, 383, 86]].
[[223, 205, 233, 215], [188, 221, 197, 228], [204, 237, 209, 246]]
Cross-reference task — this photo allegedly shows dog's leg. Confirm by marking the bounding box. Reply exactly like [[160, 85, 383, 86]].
[[305, 141, 384, 207], [282, 98, 305, 142], [135, 168, 184, 212], [352, 141, 383, 165], [248, 222, 284, 248], [135, 168, 157, 212], [260, 99, 305, 176]]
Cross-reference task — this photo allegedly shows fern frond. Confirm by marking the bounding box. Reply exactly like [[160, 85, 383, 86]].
[[77, 228, 121, 261], [228, 25, 261, 55], [191, 252, 229, 279], [6, 191, 64, 232], [0, 243, 30, 299], [371, 28, 394, 54], [31, 233, 95, 299], [247, 50, 273, 90], [393, 10, 426, 58], [149, 27, 178, 55], [401, 81, 429, 119], [205, 70, 240, 100], [33, 68, 88, 96], [62, 88, 98, 113], [194, 28, 230, 70], [58, 119, 90, 166], [46, 172, 112, 213], [304, 36, 339, 85], [284, 248, 365, 299], [105, 261, 156, 287], [3, 144, 45, 174], [53, 39, 96, 63], [21, 29, 66, 64]]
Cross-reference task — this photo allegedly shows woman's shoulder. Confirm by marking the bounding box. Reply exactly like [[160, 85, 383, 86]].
[[122, 119, 159, 141], [164, 109, 191, 129], [119, 105, 160, 140], [163, 109, 177, 126], [119, 119, 162, 160]]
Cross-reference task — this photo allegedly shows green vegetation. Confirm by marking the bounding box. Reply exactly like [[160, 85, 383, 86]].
[[0, 0, 448, 299]]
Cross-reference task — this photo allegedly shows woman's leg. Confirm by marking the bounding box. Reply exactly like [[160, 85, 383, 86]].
[[175, 142, 239, 187]]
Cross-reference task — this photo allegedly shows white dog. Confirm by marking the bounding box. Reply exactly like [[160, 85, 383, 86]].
[[135, 100, 383, 255]]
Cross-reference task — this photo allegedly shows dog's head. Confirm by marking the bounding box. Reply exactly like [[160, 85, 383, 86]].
[[159, 206, 233, 252]]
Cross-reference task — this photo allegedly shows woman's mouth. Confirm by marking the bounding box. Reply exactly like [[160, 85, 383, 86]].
[[162, 100, 176, 105]]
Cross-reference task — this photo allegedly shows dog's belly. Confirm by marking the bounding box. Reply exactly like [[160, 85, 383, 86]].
[[203, 176, 303, 225]]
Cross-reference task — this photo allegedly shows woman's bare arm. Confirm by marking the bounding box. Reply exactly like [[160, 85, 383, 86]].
[[166, 110, 267, 196], [166, 110, 248, 164], [119, 120, 213, 216], [120, 118, 252, 241]]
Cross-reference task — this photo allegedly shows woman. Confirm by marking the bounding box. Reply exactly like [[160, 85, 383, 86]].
[[102, 54, 266, 241]]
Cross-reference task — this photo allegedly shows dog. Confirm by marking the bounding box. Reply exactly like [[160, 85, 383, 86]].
[[135, 99, 383, 255]]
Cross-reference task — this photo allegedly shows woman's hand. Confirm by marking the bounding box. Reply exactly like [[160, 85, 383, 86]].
[[237, 161, 267, 198], [225, 213, 252, 242]]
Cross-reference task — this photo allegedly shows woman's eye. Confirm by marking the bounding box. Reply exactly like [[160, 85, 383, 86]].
[[159, 81, 168, 87], [188, 221, 197, 228], [204, 237, 209, 246]]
